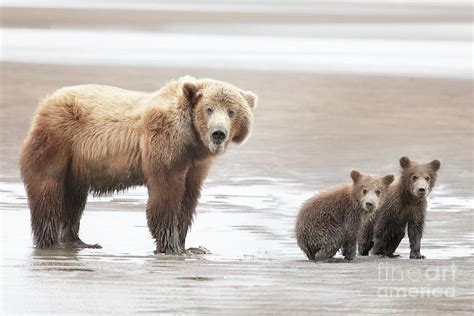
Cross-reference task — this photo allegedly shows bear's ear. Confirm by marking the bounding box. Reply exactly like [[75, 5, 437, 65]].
[[382, 174, 395, 186], [183, 82, 202, 106], [241, 91, 258, 109], [351, 170, 362, 183], [399, 156, 411, 169], [430, 159, 441, 172]]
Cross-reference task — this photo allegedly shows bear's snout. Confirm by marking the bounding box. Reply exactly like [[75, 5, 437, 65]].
[[207, 124, 229, 154], [413, 179, 429, 197], [417, 187, 426, 197], [211, 128, 227, 144], [360, 192, 379, 212]]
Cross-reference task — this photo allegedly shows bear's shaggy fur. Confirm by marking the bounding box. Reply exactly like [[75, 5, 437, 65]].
[[358, 156, 441, 259], [295, 170, 394, 261], [19, 76, 257, 254]]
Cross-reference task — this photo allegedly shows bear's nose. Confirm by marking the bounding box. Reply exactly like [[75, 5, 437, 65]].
[[418, 188, 426, 193], [211, 130, 227, 143], [365, 202, 374, 209]]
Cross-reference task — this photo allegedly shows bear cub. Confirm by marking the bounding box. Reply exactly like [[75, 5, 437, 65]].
[[295, 170, 394, 261], [358, 156, 441, 259]]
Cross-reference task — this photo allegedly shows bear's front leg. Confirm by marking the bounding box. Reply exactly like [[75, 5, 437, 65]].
[[178, 161, 211, 253], [372, 218, 404, 257], [341, 213, 361, 261], [408, 216, 425, 259], [342, 232, 357, 261], [146, 174, 186, 255], [357, 216, 375, 256]]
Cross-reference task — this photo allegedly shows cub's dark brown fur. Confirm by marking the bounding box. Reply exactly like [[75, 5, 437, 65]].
[[295, 170, 394, 261], [358, 156, 441, 259]]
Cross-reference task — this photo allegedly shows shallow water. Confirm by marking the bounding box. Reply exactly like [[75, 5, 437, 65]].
[[1, 177, 473, 313], [1, 178, 472, 262], [2, 28, 471, 78]]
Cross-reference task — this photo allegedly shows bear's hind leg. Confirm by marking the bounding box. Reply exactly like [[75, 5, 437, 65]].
[[313, 232, 343, 262], [60, 181, 101, 249], [313, 246, 339, 262], [26, 178, 64, 249]]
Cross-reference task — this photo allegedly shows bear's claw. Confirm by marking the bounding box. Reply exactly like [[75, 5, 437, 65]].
[[410, 254, 426, 259], [186, 246, 211, 255], [60, 240, 102, 249]]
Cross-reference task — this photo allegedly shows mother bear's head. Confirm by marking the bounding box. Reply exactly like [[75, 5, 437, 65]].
[[181, 77, 258, 154]]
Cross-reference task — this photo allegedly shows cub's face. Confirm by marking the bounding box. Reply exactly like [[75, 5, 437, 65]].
[[399, 156, 441, 198], [351, 170, 395, 213], [183, 80, 257, 154]]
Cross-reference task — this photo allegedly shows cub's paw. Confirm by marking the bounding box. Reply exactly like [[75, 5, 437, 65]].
[[324, 258, 346, 263], [186, 246, 211, 255], [410, 254, 426, 259]]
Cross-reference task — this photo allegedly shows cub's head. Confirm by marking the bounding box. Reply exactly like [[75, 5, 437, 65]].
[[181, 77, 257, 154], [351, 170, 395, 213], [399, 156, 441, 198]]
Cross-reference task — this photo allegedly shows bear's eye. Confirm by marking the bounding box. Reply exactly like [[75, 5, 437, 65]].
[[412, 175, 418, 181], [425, 176, 430, 181], [228, 110, 235, 118], [206, 108, 213, 115], [362, 189, 368, 195], [375, 189, 381, 195]]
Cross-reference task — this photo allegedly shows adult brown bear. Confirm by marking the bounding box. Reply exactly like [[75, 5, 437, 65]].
[[19, 76, 257, 254]]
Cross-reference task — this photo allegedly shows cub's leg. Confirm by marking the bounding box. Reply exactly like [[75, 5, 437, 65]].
[[373, 227, 405, 257], [314, 245, 340, 262], [341, 236, 357, 261], [60, 178, 101, 249], [298, 238, 319, 261], [314, 223, 345, 262], [371, 237, 387, 256], [341, 212, 364, 261], [147, 172, 186, 255], [408, 217, 425, 259], [358, 217, 375, 256], [383, 226, 405, 257], [372, 216, 405, 257], [301, 216, 344, 261]]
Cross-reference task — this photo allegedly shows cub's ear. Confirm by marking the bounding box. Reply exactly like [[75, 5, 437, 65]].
[[351, 170, 362, 183], [399, 156, 411, 169], [241, 91, 258, 109], [382, 174, 395, 186], [183, 82, 202, 106], [430, 159, 441, 172]]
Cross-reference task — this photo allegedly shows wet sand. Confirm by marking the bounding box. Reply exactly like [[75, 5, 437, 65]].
[[1, 2, 473, 314]]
